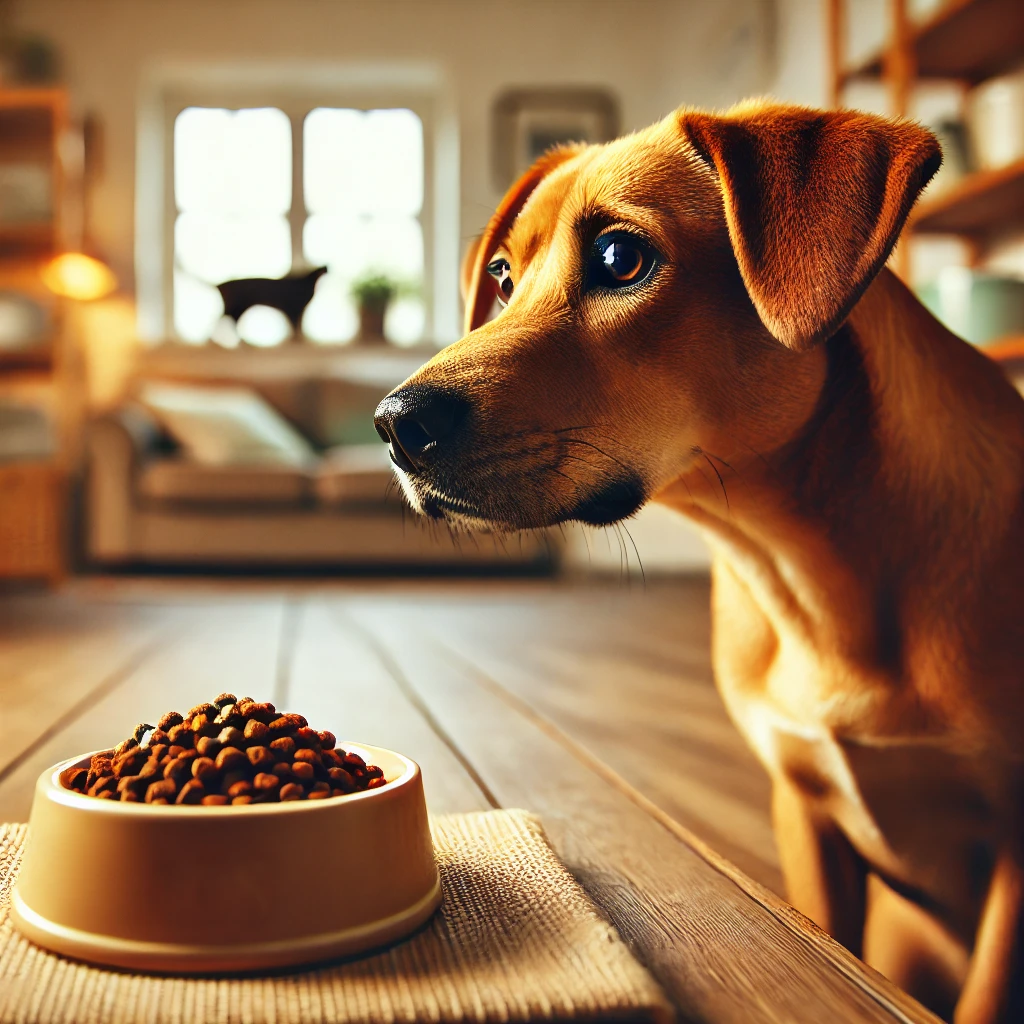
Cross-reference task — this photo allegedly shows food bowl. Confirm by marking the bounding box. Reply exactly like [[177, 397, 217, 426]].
[[11, 743, 440, 973]]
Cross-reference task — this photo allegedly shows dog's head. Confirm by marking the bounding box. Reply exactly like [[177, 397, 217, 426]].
[[375, 101, 939, 530]]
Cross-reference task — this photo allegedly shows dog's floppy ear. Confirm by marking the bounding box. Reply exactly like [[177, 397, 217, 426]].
[[678, 103, 941, 351], [465, 145, 584, 335]]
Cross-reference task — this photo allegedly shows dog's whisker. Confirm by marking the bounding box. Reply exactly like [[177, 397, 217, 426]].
[[700, 450, 730, 511]]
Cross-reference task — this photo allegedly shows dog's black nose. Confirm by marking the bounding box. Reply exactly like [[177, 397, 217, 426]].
[[374, 386, 470, 474]]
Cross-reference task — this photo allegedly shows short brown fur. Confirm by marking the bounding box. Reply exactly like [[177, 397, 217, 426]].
[[382, 101, 1024, 1022]]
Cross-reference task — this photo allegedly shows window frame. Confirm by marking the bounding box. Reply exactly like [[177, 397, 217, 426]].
[[136, 64, 459, 347]]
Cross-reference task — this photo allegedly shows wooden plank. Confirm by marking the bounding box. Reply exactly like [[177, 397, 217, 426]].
[[355, 582, 780, 891], [0, 600, 287, 822], [346, 604, 941, 1024], [913, 157, 1024, 236], [286, 600, 492, 815], [0, 595, 174, 776]]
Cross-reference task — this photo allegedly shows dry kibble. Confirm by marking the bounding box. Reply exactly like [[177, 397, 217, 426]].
[[145, 779, 177, 803], [158, 711, 183, 731], [247, 745, 275, 770], [218, 726, 245, 748], [192, 757, 218, 783], [215, 746, 247, 772], [65, 696, 385, 805], [253, 772, 280, 792], [269, 736, 296, 758], [176, 779, 205, 805], [243, 719, 268, 743], [61, 767, 89, 792], [196, 735, 222, 758]]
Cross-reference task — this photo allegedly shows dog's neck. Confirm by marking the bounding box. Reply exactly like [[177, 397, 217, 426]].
[[655, 268, 1024, 683]]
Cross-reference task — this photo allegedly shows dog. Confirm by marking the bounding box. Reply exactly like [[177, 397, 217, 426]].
[[374, 100, 1024, 1022]]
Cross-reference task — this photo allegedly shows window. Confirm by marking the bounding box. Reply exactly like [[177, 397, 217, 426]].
[[172, 105, 426, 347]]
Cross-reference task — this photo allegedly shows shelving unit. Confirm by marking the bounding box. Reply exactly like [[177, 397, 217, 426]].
[[826, 0, 1024, 358], [0, 87, 75, 582]]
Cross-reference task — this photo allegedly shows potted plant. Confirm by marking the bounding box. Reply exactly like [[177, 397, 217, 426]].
[[351, 272, 401, 342]]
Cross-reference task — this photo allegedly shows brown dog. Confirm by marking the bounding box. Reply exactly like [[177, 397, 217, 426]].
[[374, 100, 1024, 1022]]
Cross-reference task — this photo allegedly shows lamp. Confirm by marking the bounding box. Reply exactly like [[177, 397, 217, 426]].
[[41, 252, 118, 302]]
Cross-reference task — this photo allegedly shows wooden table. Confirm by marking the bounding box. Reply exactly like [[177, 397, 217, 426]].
[[0, 577, 939, 1023]]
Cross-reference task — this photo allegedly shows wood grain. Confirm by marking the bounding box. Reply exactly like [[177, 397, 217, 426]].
[[346, 603, 940, 1024]]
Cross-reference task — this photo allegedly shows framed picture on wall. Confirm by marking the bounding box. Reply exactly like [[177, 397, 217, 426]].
[[492, 88, 620, 189]]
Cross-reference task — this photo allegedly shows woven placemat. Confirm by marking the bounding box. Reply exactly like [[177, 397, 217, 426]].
[[0, 810, 669, 1023]]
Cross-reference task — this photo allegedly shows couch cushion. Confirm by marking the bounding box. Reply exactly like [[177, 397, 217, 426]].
[[138, 382, 315, 467], [138, 459, 311, 505], [314, 444, 395, 505]]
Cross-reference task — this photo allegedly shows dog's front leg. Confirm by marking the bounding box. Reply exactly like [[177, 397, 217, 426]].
[[954, 847, 1023, 1024], [772, 778, 867, 956]]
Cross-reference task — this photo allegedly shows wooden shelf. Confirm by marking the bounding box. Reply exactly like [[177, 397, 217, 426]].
[[844, 0, 1024, 84], [912, 157, 1024, 234]]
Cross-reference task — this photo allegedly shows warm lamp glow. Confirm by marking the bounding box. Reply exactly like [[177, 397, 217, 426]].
[[42, 252, 118, 301]]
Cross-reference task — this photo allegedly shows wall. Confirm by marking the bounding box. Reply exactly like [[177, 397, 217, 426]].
[[11, 0, 785, 573]]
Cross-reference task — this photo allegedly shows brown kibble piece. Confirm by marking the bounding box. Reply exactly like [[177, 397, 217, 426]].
[[201, 794, 229, 806], [365, 765, 384, 780], [271, 762, 292, 779], [215, 746, 247, 772], [145, 779, 177, 803], [218, 726, 245, 748], [317, 730, 336, 750], [158, 711, 183, 731], [279, 782, 304, 801], [227, 780, 253, 798], [195, 735, 222, 758], [213, 692, 237, 708], [113, 737, 138, 758], [232, 795, 254, 805], [242, 701, 276, 722], [163, 757, 192, 785], [88, 775, 117, 797], [192, 756, 218, 782], [293, 748, 319, 765], [176, 778, 205, 804], [328, 767, 356, 793], [253, 772, 280, 792], [95, 790, 116, 800], [342, 752, 366, 770], [60, 767, 89, 792], [243, 719, 268, 743], [188, 702, 218, 721], [247, 745, 275, 770], [269, 736, 296, 758], [291, 761, 314, 781], [167, 723, 192, 746], [367, 777, 388, 790], [294, 727, 321, 748], [121, 789, 141, 802]]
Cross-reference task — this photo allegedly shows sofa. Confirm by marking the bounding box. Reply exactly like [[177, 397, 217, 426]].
[[85, 380, 554, 570]]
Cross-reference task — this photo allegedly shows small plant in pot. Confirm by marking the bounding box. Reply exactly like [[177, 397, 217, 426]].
[[351, 272, 410, 342]]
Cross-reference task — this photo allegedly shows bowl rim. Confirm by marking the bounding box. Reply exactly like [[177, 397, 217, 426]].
[[43, 741, 417, 817]]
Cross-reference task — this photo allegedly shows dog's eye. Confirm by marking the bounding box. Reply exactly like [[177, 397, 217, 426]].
[[486, 258, 514, 306], [587, 233, 658, 292]]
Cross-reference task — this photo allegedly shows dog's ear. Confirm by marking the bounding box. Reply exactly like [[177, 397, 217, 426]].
[[678, 103, 941, 351], [465, 145, 584, 334]]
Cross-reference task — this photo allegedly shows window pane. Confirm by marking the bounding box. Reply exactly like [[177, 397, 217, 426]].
[[304, 107, 422, 216], [303, 214, 422, 280], [173, 270, 223, 344], [175, 107, 291, 215], [176, 213, 292, 284], [302, 273, 358, 344]]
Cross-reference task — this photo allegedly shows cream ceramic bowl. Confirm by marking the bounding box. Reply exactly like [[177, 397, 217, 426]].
[[11, 743, 440, 974]]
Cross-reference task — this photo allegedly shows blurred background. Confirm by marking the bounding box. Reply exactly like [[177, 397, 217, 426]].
[[0, 0, 1021, 584]]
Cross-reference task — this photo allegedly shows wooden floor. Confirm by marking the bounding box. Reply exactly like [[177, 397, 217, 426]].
[[0, 576, 938, 1024]]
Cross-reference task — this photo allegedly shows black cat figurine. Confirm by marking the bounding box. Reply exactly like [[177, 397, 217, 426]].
[[216, 266, 328, 334]]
